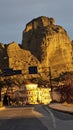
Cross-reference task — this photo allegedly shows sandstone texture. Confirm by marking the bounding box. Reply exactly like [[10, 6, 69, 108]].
[[22, 16, 73, 76], [0, 42, 39, 78], [7, 42, 40, 70]]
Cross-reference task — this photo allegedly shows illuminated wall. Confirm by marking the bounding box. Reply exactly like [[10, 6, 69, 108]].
[[18, 83, 52, 104]]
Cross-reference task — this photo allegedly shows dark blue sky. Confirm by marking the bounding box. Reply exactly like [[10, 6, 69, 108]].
[[0, 0, 73, 44]]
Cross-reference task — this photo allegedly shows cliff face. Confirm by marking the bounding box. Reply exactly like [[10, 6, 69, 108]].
[[0, 43, 9, 69], [0, 42, 39, 77], [22, 16, 73, 76], [7, 42, 39, 71], [0, 16, 73, 79], [22, 16, 55, 61]]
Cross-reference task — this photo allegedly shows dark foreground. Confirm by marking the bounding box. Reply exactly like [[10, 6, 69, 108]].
[[0, 105, 73, 130]]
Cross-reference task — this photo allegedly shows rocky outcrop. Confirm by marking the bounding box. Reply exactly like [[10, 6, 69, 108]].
[[0, 42, 40, 78], [0, 43, 8, 69], [0, 16, 73, 79], [22, 16, 73, 76], [22, 16, 55, 61], [7, 42, 39, 71]]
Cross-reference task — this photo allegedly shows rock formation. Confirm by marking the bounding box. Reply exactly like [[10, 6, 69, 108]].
[[0, 43, 8, 69], [0, 42, 40, 79], [22, 16, 73, 76], [7, 42, 40, 71], [0, 16, 73, 80]]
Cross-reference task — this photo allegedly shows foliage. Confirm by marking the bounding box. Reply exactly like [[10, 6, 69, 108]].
[[53, 71, 73, 82], [55, 78, 73, 103], [53, 72, 73, 103]]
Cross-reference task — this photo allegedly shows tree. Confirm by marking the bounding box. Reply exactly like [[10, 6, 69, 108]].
[[56, 78, 73, 103]]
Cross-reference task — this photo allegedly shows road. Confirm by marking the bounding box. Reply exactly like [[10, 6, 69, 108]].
[[0, 105, 73, 130]]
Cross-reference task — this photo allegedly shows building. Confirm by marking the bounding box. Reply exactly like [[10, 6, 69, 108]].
[[14, 83, 52, 105]]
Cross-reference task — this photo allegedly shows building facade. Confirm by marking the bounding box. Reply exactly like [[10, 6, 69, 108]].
[[17, 83, 52, 105]]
